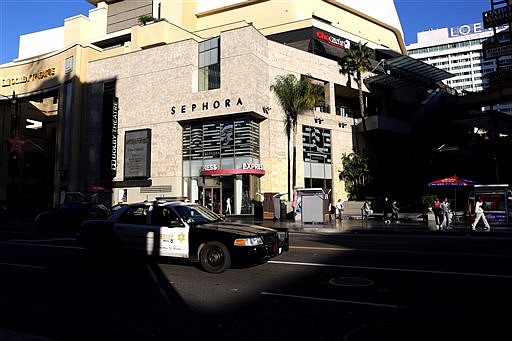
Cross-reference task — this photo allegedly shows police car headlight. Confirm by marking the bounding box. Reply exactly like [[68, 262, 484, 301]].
[[234, 237, 263, 246]]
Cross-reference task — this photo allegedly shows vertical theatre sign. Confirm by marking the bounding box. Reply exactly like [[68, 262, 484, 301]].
[[483, 4, 512, 29], [124, 128, 151, 179], [111, 97, 119, 175]]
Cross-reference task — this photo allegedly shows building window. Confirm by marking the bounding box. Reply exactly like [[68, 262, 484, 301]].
[[302, 125, 332, 190], [182, 116, 260, 167], [302, 125, 332, 164], [198, 37, 220, 91], [65, 56, 73, 74]]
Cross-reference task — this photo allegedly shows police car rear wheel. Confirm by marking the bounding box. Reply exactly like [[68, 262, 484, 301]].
[[200, 241, 231, 274]]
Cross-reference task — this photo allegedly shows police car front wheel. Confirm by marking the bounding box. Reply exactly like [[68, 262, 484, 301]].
[[199, 241, 231, 274]]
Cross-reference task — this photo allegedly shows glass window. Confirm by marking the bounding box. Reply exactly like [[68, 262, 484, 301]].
[[182, 117, 260, 162], [302, 125, 332, 164], [199, 37, 220, 91], [151, 206, 183, 227], [118, 205, 149, 225]]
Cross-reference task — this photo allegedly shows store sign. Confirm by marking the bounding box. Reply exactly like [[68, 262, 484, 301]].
[[315, 30, 350, 49], [111, 97, 119, 172], [201, 164, 219, 171], [200, 164, 265, 176], [1, 67, 57, 87], [483, 40, 512, 60], [242, 163, 263, 170], [486, 67, 512, 88], [170, 97, 243, 115], [483, 5, 512, 29]]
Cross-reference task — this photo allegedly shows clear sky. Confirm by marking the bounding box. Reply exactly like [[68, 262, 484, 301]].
[[0, 0, 494, 65]]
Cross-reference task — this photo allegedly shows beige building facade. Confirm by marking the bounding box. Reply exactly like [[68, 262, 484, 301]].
[[0, 0, 405, 214]]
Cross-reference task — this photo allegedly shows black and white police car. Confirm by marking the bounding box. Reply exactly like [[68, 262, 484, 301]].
[[78, 199, 289, 273]]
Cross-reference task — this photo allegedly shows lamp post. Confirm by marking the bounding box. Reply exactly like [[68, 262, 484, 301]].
[[1, 91, 22, 211], [1, 91, 18, 136]]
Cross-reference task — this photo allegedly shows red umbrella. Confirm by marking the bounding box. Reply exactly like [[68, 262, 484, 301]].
[[428, 175, 479, 187], [428, 175, 479, 211]]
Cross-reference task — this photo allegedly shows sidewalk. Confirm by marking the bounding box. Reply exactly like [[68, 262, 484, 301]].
[[224, 214, 512, 236], [0, 328, 55, 341]]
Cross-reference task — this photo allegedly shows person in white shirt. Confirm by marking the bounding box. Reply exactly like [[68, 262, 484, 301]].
[[471, 197, 490, 231], [225, 197, 232, 215], [336, 199, 344, 220], [440, 197, 451, 229]]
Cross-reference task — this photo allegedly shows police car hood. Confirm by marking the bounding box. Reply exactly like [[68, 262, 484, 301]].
[[200, 221, 277, 235]]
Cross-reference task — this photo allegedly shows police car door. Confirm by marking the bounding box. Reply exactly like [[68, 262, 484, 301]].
[[149, 206, 189, 258], [114, 204, 150, 251]]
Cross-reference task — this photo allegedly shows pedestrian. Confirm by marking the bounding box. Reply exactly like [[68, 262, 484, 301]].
[[225, 197, 232, 215], [383, 197, 392, 224], [440, 197, 451, 229], [431, 197, 442, 229], [336, 199, 344, 220], [471, 197, 490, 231], [391, 200, 400, 223], [361, 200, 371, 220], [329, 201, 336, 221]]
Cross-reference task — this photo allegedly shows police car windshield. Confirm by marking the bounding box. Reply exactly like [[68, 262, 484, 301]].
[[173, 204, 221, 224]]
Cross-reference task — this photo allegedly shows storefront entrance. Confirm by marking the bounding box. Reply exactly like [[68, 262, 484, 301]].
[[203, 176, 235, 215], [204, 187, 221, 214]]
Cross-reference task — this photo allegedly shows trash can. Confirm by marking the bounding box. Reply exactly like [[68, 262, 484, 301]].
[[253, 200, 263, 220], [263, 193, 277, 220]]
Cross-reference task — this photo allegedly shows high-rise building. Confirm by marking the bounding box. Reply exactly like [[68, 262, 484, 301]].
[[407, 22, 512, 114]]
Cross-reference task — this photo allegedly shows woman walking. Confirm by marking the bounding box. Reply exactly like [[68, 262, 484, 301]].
[[471, 197, 490, 231]]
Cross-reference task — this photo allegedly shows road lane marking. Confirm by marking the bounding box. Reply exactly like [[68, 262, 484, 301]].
[[0, 240, 85, 250], [289, 245, 512, 258], [146, 264, 172, 306], [0, 262, 45, 270], [291, 246, 354, 251], [9, 238, 76, 243], [269, 260, 512, 279], [261, 291, 402, 309]]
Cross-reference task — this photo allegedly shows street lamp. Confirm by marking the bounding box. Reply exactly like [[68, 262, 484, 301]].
[[1, 91, 18, 135]]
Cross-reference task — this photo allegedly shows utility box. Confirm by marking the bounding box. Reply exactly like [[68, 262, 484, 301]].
[[295, 188, 330, 224]]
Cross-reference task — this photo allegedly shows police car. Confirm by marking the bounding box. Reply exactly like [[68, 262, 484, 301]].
[[78, 199, 289, 273]]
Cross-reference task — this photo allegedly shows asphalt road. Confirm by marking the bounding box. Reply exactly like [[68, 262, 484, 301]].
[[0, 221, 511, 340]]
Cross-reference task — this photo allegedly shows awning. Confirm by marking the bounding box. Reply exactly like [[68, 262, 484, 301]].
[[365, 55, 454, 89], [200, 168, 265, 177], [453, 110, 512, 135]]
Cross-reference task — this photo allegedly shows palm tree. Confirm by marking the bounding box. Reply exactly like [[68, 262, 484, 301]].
[[270, 74, 324, 200], [339, 151, 369, 200], [338, 41, 372, 144]]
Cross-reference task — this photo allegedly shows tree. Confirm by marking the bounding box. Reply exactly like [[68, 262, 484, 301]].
[[339, 151, 369, 200], [338, 41, 372, 147], [270, 74, 324, 200]]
